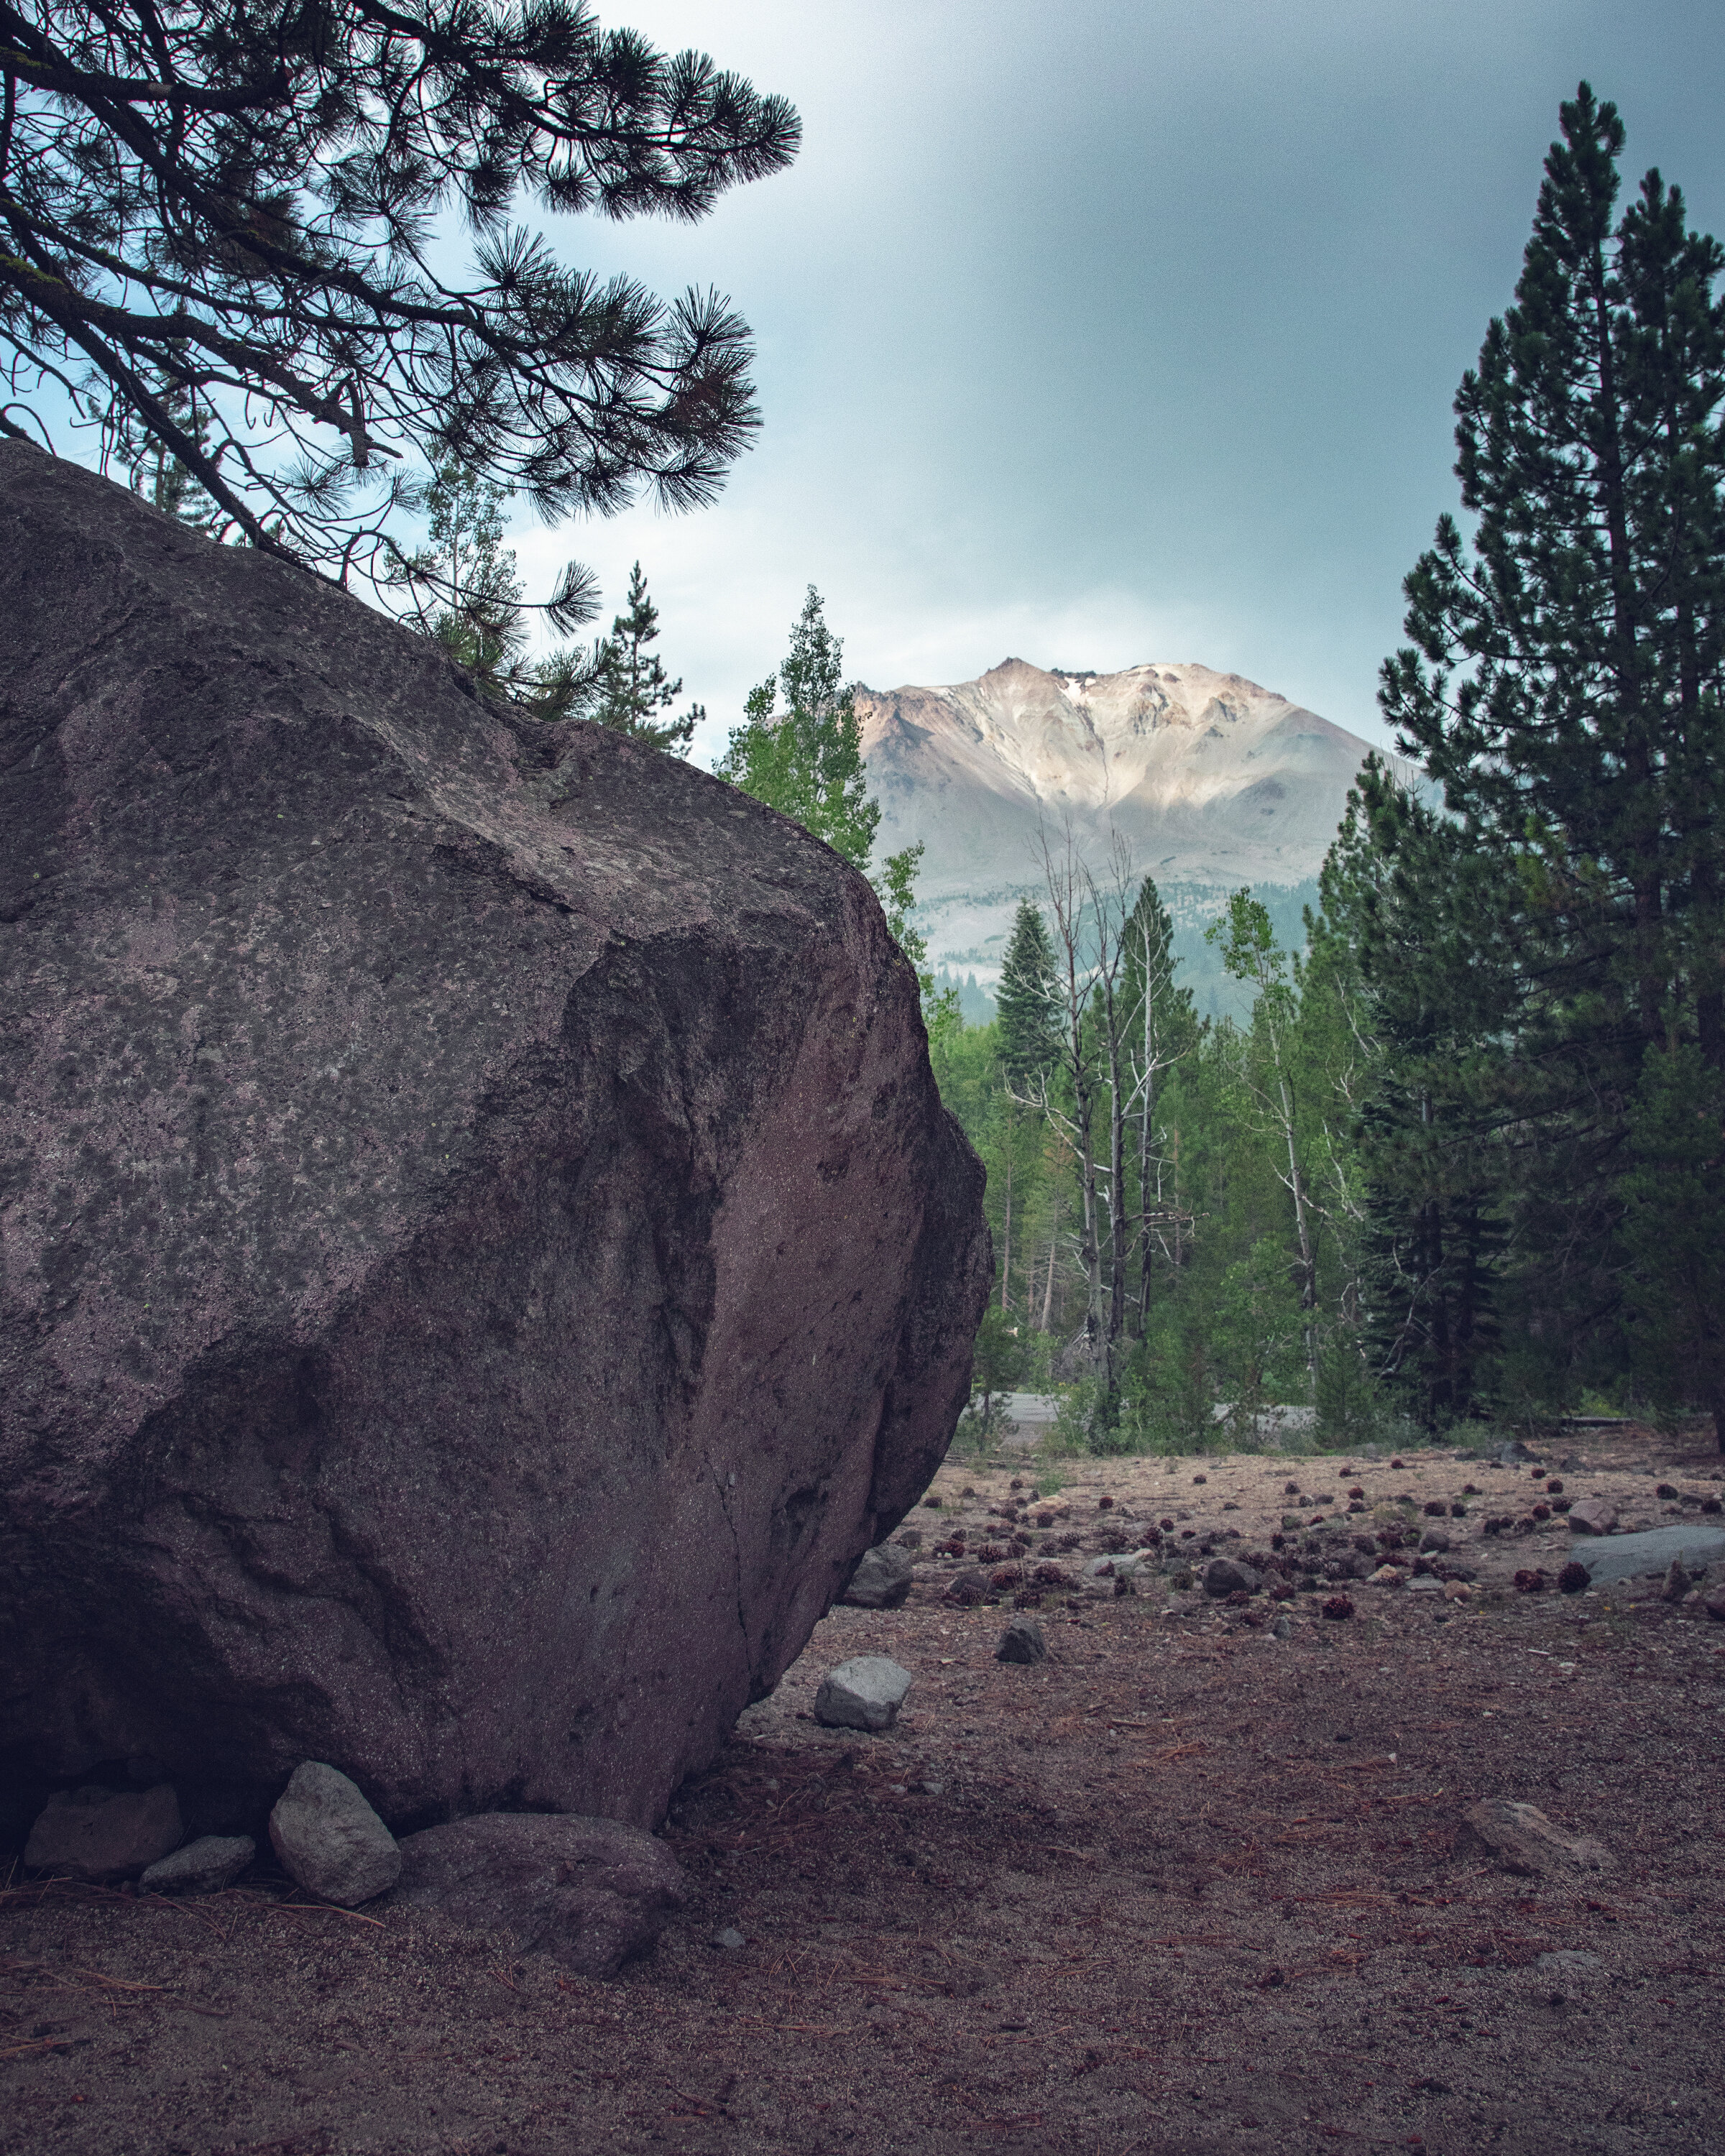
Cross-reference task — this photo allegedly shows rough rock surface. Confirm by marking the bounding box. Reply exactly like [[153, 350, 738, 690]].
[[840, 1543, 914, 1610], [1566, 1498, 1619, 1536], [393, 1813, 686, 1978], [1456, 1798, 1611, 1877], [1565, 1522, 1725, 1588], [814, 1656, 913, 1732], [0, 448, 988, 1828], [24, 1782, 182, 1880], [270, 1762, 401, 1905], [140, 1833, 254, 1895], [1202, 1556, 1262, 1598]]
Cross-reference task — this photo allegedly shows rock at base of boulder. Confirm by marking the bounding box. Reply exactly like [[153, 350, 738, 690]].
[[1202, 1556, 1262, 1598], [840, 1544, 915, 1610], [140, 1835, 255, 1895], [24, 1784, 183, 1881], [270, 1763, 401, 1906], [1566, 1498, 1618, 1536], [393, 1815, 686, 1978], [1457, 1799, 1611, 1877], [814, 1655, 914, 1732], [995, 1618, 1046, 1665]]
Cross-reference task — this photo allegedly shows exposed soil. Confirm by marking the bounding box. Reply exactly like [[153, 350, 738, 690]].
[[5, 1428, 1724, 2155]]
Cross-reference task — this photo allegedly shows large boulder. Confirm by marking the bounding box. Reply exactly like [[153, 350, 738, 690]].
[[0, 446, 990, 1828]]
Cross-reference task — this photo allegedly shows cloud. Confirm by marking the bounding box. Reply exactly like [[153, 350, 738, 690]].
[[501, 0, 1725, 768]]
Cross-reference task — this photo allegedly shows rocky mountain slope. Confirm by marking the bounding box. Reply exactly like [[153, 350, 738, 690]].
[[855, 658, 1411, 999]]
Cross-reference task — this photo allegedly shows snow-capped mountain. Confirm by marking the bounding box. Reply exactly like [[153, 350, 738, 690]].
[[855, 658, 1409, 1001]]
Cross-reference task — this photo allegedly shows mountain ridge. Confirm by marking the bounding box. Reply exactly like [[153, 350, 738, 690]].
[[853, 655, 1412, 1003]]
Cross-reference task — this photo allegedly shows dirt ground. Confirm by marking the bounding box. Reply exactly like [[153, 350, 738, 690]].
[[5, 1426, 1724, 2155]]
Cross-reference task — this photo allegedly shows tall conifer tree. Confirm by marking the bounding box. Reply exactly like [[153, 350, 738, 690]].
[[719, 587, 878, 870], [593, 563, 702, 752], [996, 901, 1062, 1089], [1377, 84, 1725, 1425]]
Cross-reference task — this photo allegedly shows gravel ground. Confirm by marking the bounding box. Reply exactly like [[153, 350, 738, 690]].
[[4, 1426, 1722, 2155]]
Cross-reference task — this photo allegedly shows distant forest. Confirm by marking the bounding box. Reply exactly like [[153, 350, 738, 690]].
[[934, 880, 1323, 1029]]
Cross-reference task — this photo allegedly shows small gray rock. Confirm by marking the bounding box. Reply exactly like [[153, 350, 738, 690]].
[[25, 1784, 183, 1881], [841, 1542, 915, 1609], [995, 1617, 1046, 1665], [1081, 1556, 1138, 1598], [140, 1834, 254, 1896], [1567, 1498, 1619, 1537], [1269, 1616, 1293, 1639], [1419, 1527, 1451, 1554], [712, 1925, 747, 1951], [1536, 1948, 1605, 1973], [270, 1762, 400, 1906], [1202, 1555, 1263, 1597], [1458, 1799, 1611, 1876], [395, 1813, 686, 1977], [814, 1654, 914, 1732]]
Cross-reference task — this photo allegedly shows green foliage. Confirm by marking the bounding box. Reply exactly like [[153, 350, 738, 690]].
[[400, 461, 604, 721], [127, 376, 226, 536], [592, 563, 702, 752], [920, 83, 1725, 1457], [966, 1307, 1030, 1444], [7, 4, 798, 587], [997, 902, 1062, 1088], [718, 587, 880, 871], [721, 587, 954, 1028], [1372, 82, 1725, 1437], [1622, 1046, 1725, 1434], [1310, 763, 1513, 1424]]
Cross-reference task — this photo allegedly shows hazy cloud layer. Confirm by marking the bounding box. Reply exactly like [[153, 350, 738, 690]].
[[505, 0, 1725, 766]]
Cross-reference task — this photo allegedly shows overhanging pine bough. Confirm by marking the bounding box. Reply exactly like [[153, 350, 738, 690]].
[[0, 0, 799, 592]]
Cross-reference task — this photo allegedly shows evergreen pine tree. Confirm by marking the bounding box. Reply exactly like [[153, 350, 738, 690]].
[[717, 588, 879, 871], [1310, 761, 1516, 1424], [996, 901, 1062, 1089], [2, 6, 797, 589], [127, 375, 227, 537], [592, 563, 702, 752], [719, 589, 949, 1025], [1117, 877, 1196, 1332], [1379, 83, 1725, 1425], [410, 461, 604, 722]]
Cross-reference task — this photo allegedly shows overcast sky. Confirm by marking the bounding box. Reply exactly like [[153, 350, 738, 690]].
[[504, 0, 1725, 767]]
